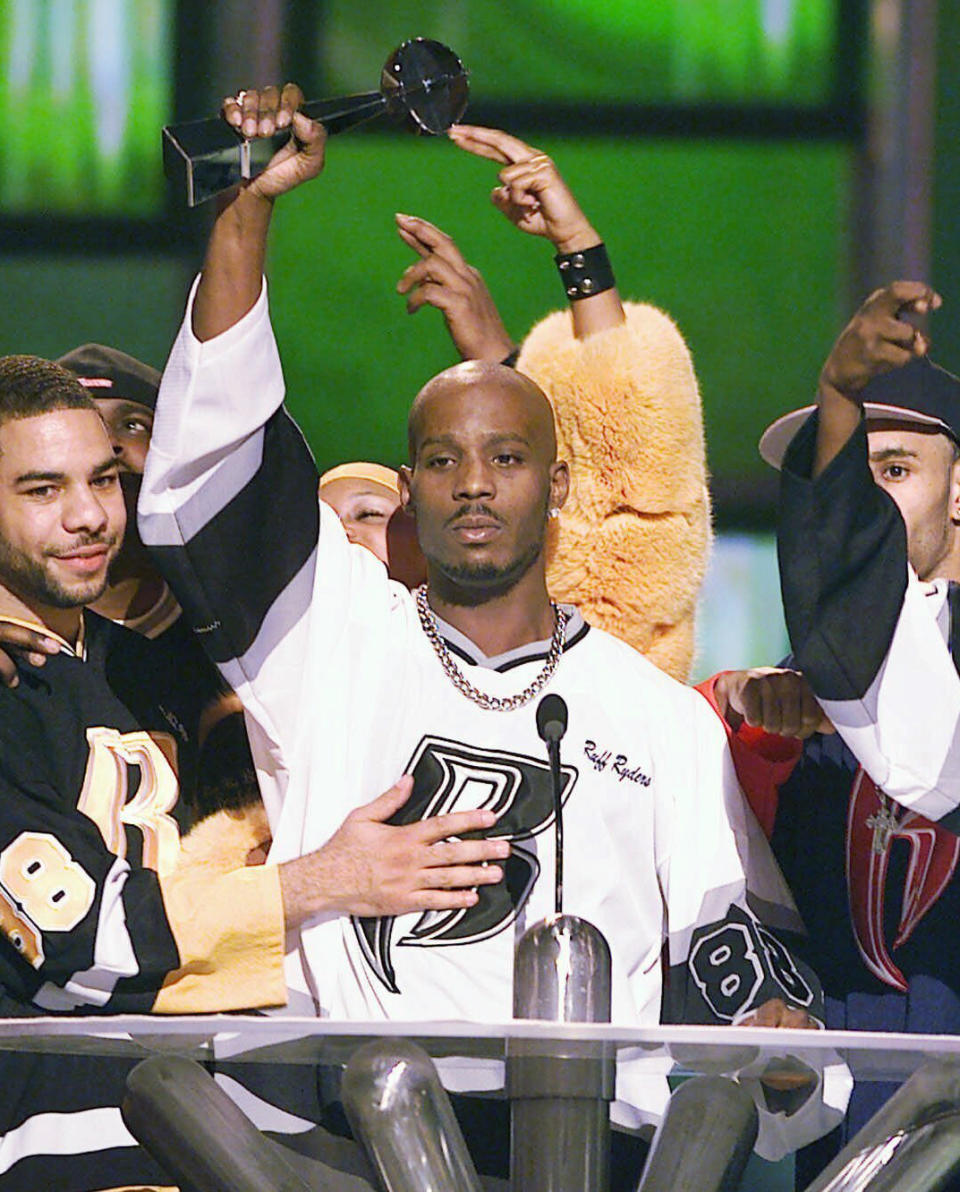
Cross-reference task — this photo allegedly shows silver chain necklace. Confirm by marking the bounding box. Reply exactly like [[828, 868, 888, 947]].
[[415, 584, 567, 711]]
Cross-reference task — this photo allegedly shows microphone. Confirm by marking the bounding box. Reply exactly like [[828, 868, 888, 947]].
[[536, 693, 568, 914], [514, 696, 613, 1192], [536, 693, 568, 747]]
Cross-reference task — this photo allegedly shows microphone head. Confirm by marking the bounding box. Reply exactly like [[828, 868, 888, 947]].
[[536, 694, 568, 745]]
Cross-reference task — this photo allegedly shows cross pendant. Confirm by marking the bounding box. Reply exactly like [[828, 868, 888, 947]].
[[866, 797, 900, 855]]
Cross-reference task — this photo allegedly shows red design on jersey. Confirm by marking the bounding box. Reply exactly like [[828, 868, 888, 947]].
[[846, 768, 960, 991]]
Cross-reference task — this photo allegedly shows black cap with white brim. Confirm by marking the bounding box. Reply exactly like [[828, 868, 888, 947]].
[[759, 356, 960, 469]]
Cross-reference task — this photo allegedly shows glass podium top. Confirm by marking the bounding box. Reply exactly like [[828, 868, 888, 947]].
[[0, 1017, 956, 1082]]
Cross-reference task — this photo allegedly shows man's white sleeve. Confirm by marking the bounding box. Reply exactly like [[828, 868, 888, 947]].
[[657, 691, 847, 1158], [138, 278, 323, 802]]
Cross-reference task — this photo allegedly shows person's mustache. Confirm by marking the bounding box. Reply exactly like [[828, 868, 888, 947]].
[[46, 531, 120, 558], [445, 504, 505, 529]]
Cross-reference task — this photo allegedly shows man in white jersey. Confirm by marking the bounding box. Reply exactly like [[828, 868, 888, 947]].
[[139, 84, 842, 1160]]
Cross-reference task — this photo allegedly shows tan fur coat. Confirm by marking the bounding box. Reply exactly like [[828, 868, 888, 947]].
[[517, 302, 711, 682]]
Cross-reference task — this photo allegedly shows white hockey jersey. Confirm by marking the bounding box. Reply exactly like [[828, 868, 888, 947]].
[[140, 279, 844, 1153]]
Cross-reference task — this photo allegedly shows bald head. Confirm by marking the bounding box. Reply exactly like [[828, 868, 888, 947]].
[[408, 361, 557, 465], [399, 361, 569, 602]]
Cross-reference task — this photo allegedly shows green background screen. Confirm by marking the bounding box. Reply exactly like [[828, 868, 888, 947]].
[[268, 134, 850, 502], [316, 0, 837, 106], [0, 0, 856, 512], [0, 0, 172, 216]]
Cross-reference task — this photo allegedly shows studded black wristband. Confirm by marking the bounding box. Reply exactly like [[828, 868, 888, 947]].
[[555, 242, 615, 302]]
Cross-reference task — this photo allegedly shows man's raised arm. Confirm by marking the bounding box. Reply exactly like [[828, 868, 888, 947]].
[[778, 283, 960, 818], [193, 84, 326, 341], [811, 281, 938, 477], [139, 85, 345, 777]]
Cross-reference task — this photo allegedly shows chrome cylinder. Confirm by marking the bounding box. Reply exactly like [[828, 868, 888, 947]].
[[122, 1054, 314, 1192], [509, 914, 615, 1192], [635, 1075, 758, 1192], [803, 1060, 960, 1192], [342, 1038, 484, 1192], [812, 1113, 960, 1192], [513, 914, 612, 1023]]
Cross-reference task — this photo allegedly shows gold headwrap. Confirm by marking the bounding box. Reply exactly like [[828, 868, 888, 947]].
[[318, 462, 400, 495]]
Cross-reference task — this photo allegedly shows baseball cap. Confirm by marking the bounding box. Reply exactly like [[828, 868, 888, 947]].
[[759, 356, 960, 469], [56, 343, 161, 413]]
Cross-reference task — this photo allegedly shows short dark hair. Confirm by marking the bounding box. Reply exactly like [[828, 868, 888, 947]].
[[0, 355, 96, 433]]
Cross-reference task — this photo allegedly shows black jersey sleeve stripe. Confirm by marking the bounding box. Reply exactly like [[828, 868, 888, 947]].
[[152, 423, 268, 543], [147, 407, 320, 666], [225, 547, 318, 686], [0, 1140, 170, 1192], [109, 868, 182, 1009], [937, 804, 960, 834], [778, 411, 908, 702], [949, 583, 960, 671]]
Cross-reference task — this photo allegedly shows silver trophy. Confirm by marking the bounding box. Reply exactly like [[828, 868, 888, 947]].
[[163, 38, 469, 206]]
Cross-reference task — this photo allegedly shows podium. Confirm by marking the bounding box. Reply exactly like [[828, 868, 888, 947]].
[[6, 1018, 960, 1192]]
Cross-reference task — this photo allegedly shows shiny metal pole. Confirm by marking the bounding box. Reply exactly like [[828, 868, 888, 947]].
[[122, 1054, 315, 1192], [803, 1060, 960, 1192], [341, 1037, 485, 1192], [813, 1112, 960, 1192], [509, 913, 614, 1192], [634, 1076, 758, 1192]]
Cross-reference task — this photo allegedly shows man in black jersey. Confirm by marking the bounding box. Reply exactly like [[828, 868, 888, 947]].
[[0, 343, 172, 678], [701, 285, 960, 1179]]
